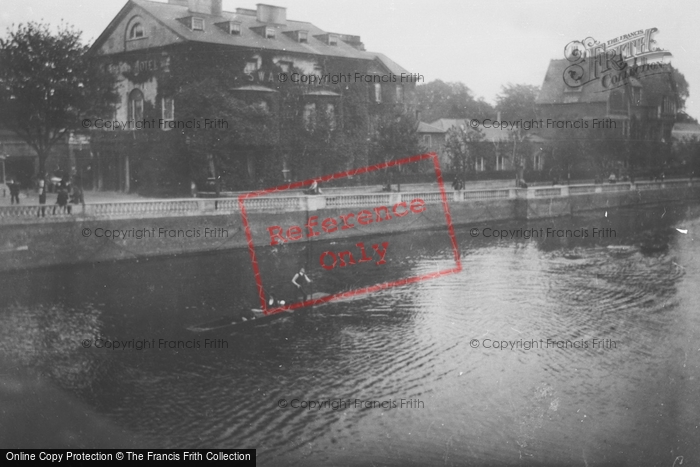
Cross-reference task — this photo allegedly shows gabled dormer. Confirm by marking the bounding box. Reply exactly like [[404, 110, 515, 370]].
[[283, 30, 309, 44], [250, 25, 277, 39], [215, 20, 242, 35], [314, 33, 339, 46], [177, 16, 206, 31]]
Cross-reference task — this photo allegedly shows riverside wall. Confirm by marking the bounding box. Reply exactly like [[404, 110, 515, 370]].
[[0, 181, 698, 273]]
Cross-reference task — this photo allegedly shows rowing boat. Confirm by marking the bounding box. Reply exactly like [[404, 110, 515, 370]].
[[187, 292, 331, 333]]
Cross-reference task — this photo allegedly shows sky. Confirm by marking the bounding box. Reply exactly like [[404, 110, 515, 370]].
[[2, 0, 699, 120]]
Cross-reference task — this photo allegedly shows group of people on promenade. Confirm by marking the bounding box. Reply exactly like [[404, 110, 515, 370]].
[[4, 177, 84, 216]]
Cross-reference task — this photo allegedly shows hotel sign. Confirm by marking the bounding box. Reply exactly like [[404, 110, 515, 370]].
[[110, 54, 170, 77]]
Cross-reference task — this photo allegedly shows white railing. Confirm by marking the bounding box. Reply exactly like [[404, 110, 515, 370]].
[[1, 179, 698, 224], [405, 191, 444, 204], [569, 185, 598, 195], [601, 184, 631, 193], [325, 193, 392, 208], [534, 187, 562, 197], [635, 182, 660, 190], [463, 189, 510, 200]]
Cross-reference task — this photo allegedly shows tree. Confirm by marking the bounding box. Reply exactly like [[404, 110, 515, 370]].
[[444, 124, 487, 176], [495, 84, 540, 184], [370, 111, 423, 190], [495, 84, 539, 121], [416, 80, 494, 123], [0, 22, 118, 178]]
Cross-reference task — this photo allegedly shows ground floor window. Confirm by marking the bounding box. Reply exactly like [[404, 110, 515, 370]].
[[497, 155, 505, 171]]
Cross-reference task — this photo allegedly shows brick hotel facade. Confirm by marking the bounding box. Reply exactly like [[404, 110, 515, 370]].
[[90, 0, 417, 194]]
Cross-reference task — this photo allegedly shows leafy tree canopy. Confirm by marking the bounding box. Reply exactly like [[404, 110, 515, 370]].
[[416, 80, 494, 123], [495, 83, 539, 121], [0, 22, 118, 176]]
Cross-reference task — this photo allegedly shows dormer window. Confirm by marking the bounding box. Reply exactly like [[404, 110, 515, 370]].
[[192, 17, 205, 31], [298, 30, 308, 43], [129, 22, 144, 39], [251, 25, 277, 39], [216, 21, 241, 35], [313, 33, 340, 46]]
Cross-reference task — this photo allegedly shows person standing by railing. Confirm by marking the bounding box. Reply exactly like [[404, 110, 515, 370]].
[[8, 180, 20, 204], [37, 179, 46, 217]]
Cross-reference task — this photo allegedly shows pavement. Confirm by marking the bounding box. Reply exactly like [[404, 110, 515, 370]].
[[0, 189, 147, 207]]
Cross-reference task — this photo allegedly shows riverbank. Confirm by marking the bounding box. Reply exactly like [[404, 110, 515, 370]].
[[1, 180, 698, 273]]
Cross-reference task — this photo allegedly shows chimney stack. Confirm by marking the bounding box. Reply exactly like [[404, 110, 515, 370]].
[[184, 0, 222, 16], [256, 4, 287, 24]]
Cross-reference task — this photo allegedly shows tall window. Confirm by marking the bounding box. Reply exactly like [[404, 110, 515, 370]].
[[476, 157, 484, 172], [129, 22, 144, 39], [129, 89, 144, 123], [162, 97, 174, 122], [497, 155, 505, 171], [303, 103, 316, 130], [374, 83, 382, 103], [396, 85, 404, 103], [534, 153, 542, 171], [326, 103, 336, 130], [422, 134, 431, 146]]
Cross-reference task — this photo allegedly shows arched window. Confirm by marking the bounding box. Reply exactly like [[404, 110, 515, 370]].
[[129, 22, 144, 39], [129, 89, 144, 123]]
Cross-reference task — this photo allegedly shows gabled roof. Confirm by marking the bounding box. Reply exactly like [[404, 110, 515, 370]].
[[92, 0, 405, 69], [371, 52, 409, 76], [416, 122, 444, 134], [537, 59, 611, 105]]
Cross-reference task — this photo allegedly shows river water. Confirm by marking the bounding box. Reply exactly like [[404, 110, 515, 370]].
[[1, 201, 699, 466]]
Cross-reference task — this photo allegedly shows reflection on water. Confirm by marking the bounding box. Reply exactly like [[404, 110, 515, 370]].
[[1, 201, 699, 465]]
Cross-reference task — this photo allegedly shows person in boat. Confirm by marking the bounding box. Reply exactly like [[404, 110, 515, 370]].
[[292, 267, 312, 302]]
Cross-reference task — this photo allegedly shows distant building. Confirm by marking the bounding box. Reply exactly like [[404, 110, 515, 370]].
[[417, 118, 545, 175], [90, 0, 416, 193], [536, 59, 678, 143], [672, 123, 700, 141]]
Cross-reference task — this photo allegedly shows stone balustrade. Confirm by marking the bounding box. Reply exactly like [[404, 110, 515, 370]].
[[1, 180, 698, 225]]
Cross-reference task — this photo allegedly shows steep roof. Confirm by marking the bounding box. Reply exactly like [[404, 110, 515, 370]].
[[416, 122, 444, 134], [92, 0, 405, 71], [537, 59, 611, 105]]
